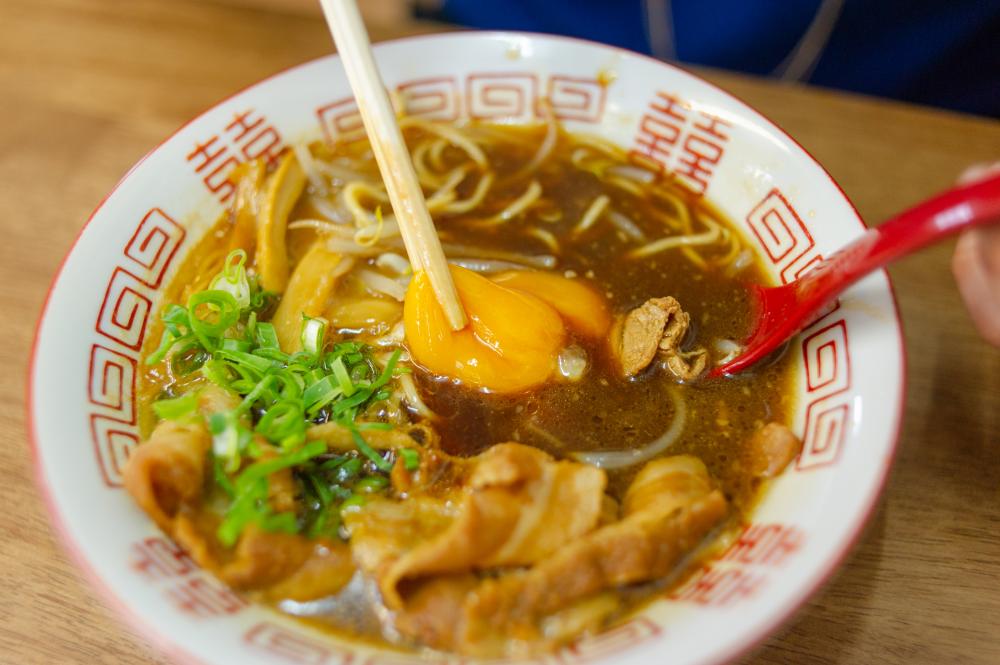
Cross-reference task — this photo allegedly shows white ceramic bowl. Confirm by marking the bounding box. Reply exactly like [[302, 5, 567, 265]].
[[29, 31, 905, 665]]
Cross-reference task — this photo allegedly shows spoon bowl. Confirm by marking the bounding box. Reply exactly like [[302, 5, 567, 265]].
[[712, 171, 1000, 377]]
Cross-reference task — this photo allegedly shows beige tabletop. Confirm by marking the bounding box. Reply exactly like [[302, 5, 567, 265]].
[[2, 1, 999, 663]]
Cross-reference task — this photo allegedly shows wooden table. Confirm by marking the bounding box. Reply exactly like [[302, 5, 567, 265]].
[[2, 1, 998, 663]]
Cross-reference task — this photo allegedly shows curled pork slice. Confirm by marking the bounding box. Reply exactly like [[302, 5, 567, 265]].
[[125, 385, 356, 600], [389, 455, 727, 657], [748, 422, 803, 477], [345, 442, 607, 607], [125, 386, 238, 532], [614, 296, 707, 380], [458, 456, 726, 655], [124, 419, 211, 533], [172, 516, 354, 599]]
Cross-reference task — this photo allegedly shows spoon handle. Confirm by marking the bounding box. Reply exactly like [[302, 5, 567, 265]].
[[798, 171, 1000, 302]]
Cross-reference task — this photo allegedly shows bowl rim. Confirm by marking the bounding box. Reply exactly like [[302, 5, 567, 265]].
[[26, 29, 908, 665]]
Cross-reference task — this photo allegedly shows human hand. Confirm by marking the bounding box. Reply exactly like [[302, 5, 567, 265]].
[[951, 163, 1000, 347]]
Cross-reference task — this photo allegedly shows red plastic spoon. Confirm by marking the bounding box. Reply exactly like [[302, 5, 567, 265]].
[[711, 171, 1000, 378]]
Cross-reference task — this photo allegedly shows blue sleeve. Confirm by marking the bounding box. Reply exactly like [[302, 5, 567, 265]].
[[433, 0, 1000, 117]]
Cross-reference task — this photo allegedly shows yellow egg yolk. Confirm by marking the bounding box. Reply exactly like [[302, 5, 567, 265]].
[[404, 266, 609, 393], [491, 270, 611, 339]]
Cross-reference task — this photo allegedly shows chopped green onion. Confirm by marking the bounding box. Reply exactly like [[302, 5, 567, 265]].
[[149, 268, 408, 548], [235, 440, 326, 491], [305, 470, 334, 506], [217, 476, 266, 547], [209, 412, 247, 473], [213, 456, 236, 498], [255, 322, 280, 350], [356, 421, 393, 431], [188, 290, 240, 351], [215, 348, 276, 375], [221, 338, 252, 353], [340, 494, 367, 514], [303, 377, 344, 416], [330, 356, 355, 397], [255, 400, 306, 449], [146, 332, 181, 366], [233, 374, 277, 416], [202, 358, 234, 388], [349, 427, 392, 472], [354, 475, 389, 493], [399, 448, 420, 471], [319, 455, 349, 471], [209, 250, 251, 310], [301, 315, 328, 357], [152, 393, 198, 421], [259, 512, 298, 534], [170, 344, 209, 376], [335, 457, 363, 482]]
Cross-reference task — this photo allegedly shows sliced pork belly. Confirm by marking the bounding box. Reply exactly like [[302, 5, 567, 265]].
[[345, 442, 607, 608]]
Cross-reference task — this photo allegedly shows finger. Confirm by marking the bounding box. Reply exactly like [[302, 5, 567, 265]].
[[952, 228, 1000, 348], [957, 161, 1000, 186]]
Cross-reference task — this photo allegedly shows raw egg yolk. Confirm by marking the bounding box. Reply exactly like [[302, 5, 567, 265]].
[[491, 270, 611, 339], [404, 266, 608, 393]]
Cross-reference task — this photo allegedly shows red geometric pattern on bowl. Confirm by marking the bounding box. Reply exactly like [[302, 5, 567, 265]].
[[668, 523, 806, 607], [89, 344, 136, 424], [87, 206, 188, 486], [396, 76, 462, 122], [799, 320, 852, 470], [742, 188, 853, 471], [130, 536, 247, 617], [554, 618, 662, 664], [185, 109, 286, 203], [547, 76, 607, 123], [96, 268, 153, 351], [316, 70, 608, 147], [317, 96, 366, 145], [466, 72, 539, 121], [628, 91, 731, 196], [745, 188, 823, 284], [123, 208, 186, 288], [244, 622, 352, 665], [89, 414, 138, 487]]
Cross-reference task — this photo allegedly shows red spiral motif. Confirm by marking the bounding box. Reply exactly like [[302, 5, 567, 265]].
[[317, 96, 364, 145], [555, 618, 662, 664], [95, 268, 151, 351], [123, 208, 185, 288], [466, 72, 538, 121], [89, 414, 137, 487], [243, 622, 343, 664], [397, 76, 461, 121], [88, 344, 136, 423], [745, 188, 819, 283], [799, 320, 852, 469], [547, 76, 606, 123]]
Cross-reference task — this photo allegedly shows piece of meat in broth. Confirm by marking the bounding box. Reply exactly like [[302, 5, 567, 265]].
[[748, 422, 803, 477], [124, 385, 240, 531], [344, 442, 607, 608], [389, 455, 727, 657], [124, 385, 356, 601], [123, 419, 211, 533], [614, 297, 707, 380]]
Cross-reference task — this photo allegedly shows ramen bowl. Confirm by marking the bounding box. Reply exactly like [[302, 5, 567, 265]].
[[29, 31, 904, 665]]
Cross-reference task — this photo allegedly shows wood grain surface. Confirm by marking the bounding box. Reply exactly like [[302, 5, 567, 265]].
[[2, 1, 998, 664]]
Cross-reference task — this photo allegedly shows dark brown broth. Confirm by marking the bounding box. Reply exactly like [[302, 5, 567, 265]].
[[406, 125, 796, 515]]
